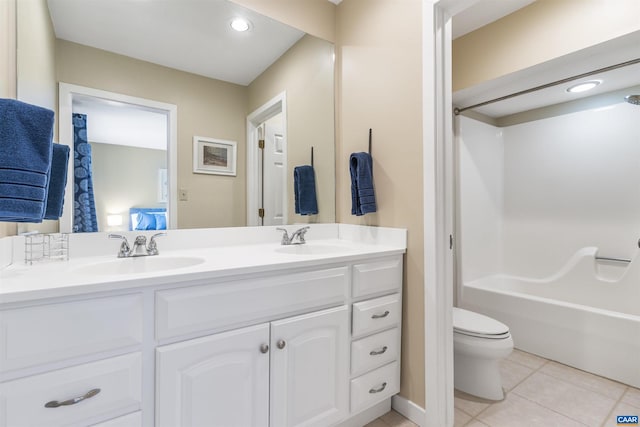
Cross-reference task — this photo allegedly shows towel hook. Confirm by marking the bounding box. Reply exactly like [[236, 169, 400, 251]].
[[311, 146, 314, 167], [368, 128, 372, 155]]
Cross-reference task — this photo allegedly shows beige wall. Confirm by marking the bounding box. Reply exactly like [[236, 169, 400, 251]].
[[453, 0, 640, 91], [90, 142, 166, 232], [16, 0, 56, 118], [0, 0, 17, 237], [232, 0, 335, 43], [248, 34, 336, 224], [56, 40, 248, 229], [0, 0, 16, 100], [336, 0, 424, 407], [1, 0, 56, 236]]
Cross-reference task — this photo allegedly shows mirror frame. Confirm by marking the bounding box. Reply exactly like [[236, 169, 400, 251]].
[[58, 82, 178, 233]]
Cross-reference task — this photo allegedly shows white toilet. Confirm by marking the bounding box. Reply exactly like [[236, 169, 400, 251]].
[[453, 307, 514, 400]]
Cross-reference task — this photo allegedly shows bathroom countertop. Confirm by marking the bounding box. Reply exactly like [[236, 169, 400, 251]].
[[0, 238, 406, 304]]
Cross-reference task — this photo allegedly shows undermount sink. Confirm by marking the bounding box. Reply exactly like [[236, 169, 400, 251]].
[[274, 243, 353, 256], [74, 256, 205, 276]]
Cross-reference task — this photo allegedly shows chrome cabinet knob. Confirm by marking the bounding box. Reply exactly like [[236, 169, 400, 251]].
[[260, 344, 269, 354], [277, 339, 286, 349]]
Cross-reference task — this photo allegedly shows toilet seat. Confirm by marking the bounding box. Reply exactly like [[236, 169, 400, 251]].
[[453, 307, 510, 340]]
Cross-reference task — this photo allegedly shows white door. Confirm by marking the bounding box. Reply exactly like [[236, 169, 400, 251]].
[[270, 305, 349, 427], [155, 323, 270, 427], [263, 113, 286, 225]]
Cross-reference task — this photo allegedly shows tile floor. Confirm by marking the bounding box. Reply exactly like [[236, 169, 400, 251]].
[[455, 349, 640, 427], [366, 349, 640, 427]]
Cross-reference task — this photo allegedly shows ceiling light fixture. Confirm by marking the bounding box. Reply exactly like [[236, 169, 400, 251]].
[[230, 18, 250, 32], [566, 80, 601, 93]]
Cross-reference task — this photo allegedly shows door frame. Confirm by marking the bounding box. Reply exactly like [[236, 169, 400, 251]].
[[58, 82, 178, 232], [246, 91, 288, 226], [424, 1, 481, 426]]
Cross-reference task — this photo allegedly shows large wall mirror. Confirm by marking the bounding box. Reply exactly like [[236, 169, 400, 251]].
[[17, 0, 335, 233]]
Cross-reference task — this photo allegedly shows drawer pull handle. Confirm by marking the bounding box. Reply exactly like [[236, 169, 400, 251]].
[[371, 310, 390, 319], [260, 344, 269, 354], [45, 388, 101, 408], [277, 339, 286, 349], [369, 382, 387, 394], [370, 346, 388, 356]]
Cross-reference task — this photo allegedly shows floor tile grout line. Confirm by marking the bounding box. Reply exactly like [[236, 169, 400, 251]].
[[469, 356, 550, 421], [539, 361, 630, 402], [599, 386, 629, 427], [510, 389, 591, 427], [512, 370, 621, 427]]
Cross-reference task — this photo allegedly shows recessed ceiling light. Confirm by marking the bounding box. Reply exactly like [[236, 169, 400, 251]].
[[230, 18, 251, 32], [566, 80, 601, 93]]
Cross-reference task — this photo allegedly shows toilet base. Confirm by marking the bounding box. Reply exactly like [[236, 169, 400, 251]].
[[454, 352, 505, 401]]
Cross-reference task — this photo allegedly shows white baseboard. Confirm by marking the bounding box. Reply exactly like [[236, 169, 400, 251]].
[[392, 394, 425, 427]]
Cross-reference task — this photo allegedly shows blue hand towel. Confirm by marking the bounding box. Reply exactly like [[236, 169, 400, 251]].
[[294, 165, 318, 215], [350, 152, 377, 216], [44, 144, 70, 220], [0, 98, 55, 222]]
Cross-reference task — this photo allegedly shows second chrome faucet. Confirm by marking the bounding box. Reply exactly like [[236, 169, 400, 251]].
[[109, 233, 166, 258], [276, 226, 310, 245]]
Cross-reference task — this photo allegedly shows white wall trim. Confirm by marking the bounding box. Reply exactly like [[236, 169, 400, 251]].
[[246, 91, 287, 226], [392, 395, 426, 427], [424, 1, 480, 426], [58, 83, 178, 232]]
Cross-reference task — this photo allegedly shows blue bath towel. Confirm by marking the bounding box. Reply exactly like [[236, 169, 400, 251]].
[[294, 165, 318, 215], [350, 152, 377, 216], [0, 98, 55, 222], [44, 144, 70, 220]]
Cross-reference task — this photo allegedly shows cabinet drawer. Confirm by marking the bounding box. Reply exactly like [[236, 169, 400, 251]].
[[0, 294, 143, 373], [351, 328, 399, 377], [352, 294, 401, 337], [156, 266, 348, 340], [350, 361, 399, 413], [0, 353, 142, 427], [91, 411, 142, 427], [352, 256, 402, 298]]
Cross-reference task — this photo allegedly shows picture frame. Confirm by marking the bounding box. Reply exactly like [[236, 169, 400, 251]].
[[193, 136, 237, 176]]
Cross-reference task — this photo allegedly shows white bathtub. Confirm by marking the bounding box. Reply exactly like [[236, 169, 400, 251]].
[[460, 247, 640, 388]]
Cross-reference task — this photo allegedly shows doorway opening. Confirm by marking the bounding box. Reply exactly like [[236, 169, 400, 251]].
[[58, 83, 178, 233], [247, 92, 288, 226]]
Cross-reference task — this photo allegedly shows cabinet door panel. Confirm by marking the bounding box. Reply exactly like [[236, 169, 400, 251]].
[[271, 305, 349, 427], [156, 323, 269, 427]]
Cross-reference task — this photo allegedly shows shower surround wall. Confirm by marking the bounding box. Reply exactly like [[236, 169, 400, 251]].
[[457, 101, 640, 386], [459, 101, 640, 282]]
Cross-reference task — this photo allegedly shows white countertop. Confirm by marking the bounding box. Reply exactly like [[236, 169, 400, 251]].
[[0, 225, 407, 304]]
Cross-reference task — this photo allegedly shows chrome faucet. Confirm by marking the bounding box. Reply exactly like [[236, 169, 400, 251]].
[[108, 233, 166, 257], [276, 226, 310, 245]]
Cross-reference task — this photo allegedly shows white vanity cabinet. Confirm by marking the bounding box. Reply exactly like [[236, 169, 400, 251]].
[[0, 247, 404, 427], [270, 305, 349, 427], [0, 295, 143, 427], [156, 323, 271, 427], [156, 305, 349, 427]]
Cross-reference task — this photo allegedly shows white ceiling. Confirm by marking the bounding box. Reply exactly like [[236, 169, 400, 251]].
[[47, 0, 305, 86], [73, 96, 167, 151]]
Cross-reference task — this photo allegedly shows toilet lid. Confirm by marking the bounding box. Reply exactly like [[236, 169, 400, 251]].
[[453, 307, 510, 338]]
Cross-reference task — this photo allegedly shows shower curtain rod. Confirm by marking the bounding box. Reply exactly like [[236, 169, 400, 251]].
[[453, 58, 640, 115]]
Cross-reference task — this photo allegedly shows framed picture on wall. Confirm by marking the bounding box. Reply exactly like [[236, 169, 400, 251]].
[[193, 136, 237, 176]]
